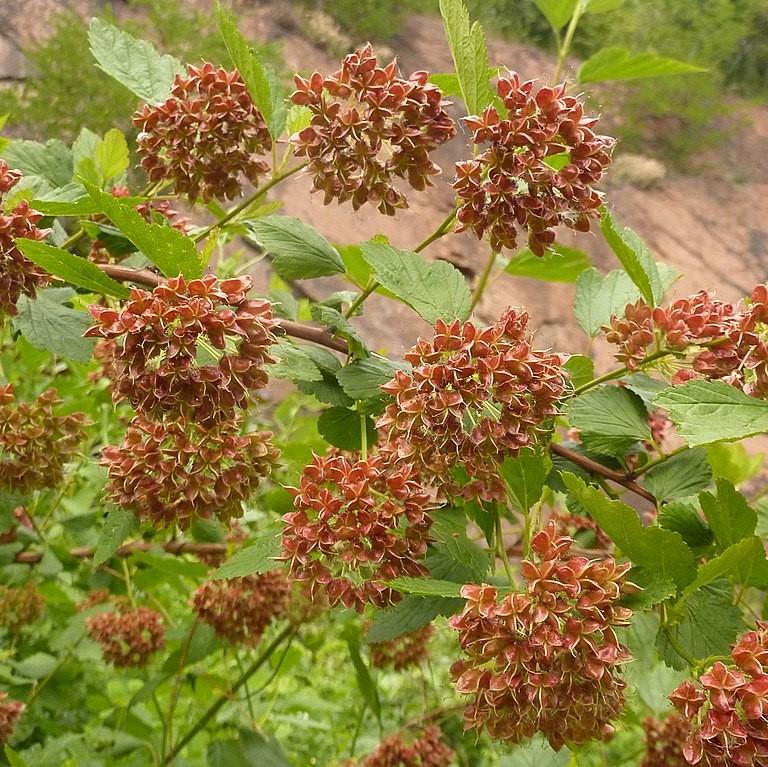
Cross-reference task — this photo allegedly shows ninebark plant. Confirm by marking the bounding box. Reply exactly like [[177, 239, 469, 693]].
[[0, 1, 758, 765]]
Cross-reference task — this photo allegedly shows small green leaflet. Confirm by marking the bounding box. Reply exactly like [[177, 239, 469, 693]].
[[2, 139, 73, 195], [389, 577, 464, 598], [88, 19, 185, 104], [504, 244, 591, 283], [658, 502, 713, 552], [563, 354, 594, 389], [92, 508, 137, 567], [336, 357, 406, 401], [573, 267, 641, 337], [707, 442, 764, 486], [213, 535, 282, 579], [578, 47, 706, 85], [366, 595, 459, 643], [215, 2, 286, 138], [568, 386, 651, 442], [430, 509, 490, 577], [93, 129, 130, 186], [641, 448, 712, 503], [248, 215, 345, 280], [438, 0, 495, 115], [500, 448, 552, 512], [317, 407, 378, 452], [532, 0, 578, 29], [267, 340, 324, 383], [682, 536, 768, 596], [655, 379, 768, 446], [699, 479, 757, 552], [360, 240, 471, 324], [16, 240, 130, 299]]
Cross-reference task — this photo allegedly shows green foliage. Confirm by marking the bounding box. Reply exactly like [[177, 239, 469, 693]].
[[503, 244, 591, 283]]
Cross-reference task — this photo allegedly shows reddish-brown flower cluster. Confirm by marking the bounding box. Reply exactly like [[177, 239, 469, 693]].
[[449, 523, 635, 749], [0, 583, 44, 632], [605, 286, 768, 400], [0, 386, 88, 492], [85, 275, 277, 425], [280, 452, 433, 611], [100, 415, 278, 528], [192, 570, 289, 646], [369, 625, 434, 672], [86, 606, 165, 667], [669, 622, 768, 766], [291, 44, 455, 215], [75, 588, 113, 612], [134, 62, 272, 202], [0, 693, 23, 746], [453, 71, 614, 255], [0, 160, 50, 316], [350, 726, 454, 767], [641, 714, 689, 767], [89, 185, 189, 263], [378, 308, 566, 501]]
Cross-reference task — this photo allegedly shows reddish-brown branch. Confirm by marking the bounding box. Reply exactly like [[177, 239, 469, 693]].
[[14, 540, 226, 564], [550, 443, 656, 504]]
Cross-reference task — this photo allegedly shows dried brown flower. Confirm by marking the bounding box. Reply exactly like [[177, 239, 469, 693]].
[[350, 725, 455, 767], [0, 583, 44, 632], [369, 624, 434, 672], [641, 714, 689, 767], [0, 693, 24, 745], [86, 606, 165, 667]]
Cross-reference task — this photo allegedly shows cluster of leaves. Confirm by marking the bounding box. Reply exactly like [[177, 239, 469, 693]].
[[0, 2, 764, 767]]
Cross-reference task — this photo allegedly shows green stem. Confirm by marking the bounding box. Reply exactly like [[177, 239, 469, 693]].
[[122, 559, 137, 609], [553, 0, 588, 81], [573, 348, 677, 395], [348, 704, 367, 759], [470, 249, 497, 312], [359, 406, 368, 461], [495, 511, 514, 583], [192, 163, 307, 244], [162, 624, 295, 764], [632, 445, 689, 477], [165, 620, 199, 759]]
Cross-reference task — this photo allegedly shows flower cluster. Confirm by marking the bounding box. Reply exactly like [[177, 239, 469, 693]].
[[134, 62, 272, 202], [350, 726, 454, 767], [0, 386, 88, 493], [75, 588, 112, 612], [0, 693, 23, 746], [192, 571, 289, 646], [369, 625, 434, 672], [85, 275, 277, 425], [669, 622, 768, 766], [378, 308, 566, 500], [291, 44, 455, 215], [280, 452, 433, 611], [100, 415, 278, 529], [641, 714, 689, 767], [551, 509, 611, 550], [86, 606, 165, 667], [449, 523, 635, 749], [0, 161, 50, 317], [89, 185, 189, 263], [453, 71, 615, 254], [0, 583, 45, 632]]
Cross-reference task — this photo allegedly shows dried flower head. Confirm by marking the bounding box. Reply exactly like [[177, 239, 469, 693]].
[[0, 583, 45, 632], [86, 606, 165, 667], [134, 63, 272, 202], [378, 308, 566, 500], [291, 44, 455, 215], [641, 714, 689, 767], [670, 622, 768, 766], [0, 161, 50, 316], [0, 386, 88, 492], [86, 275, 277, 424], [101, 415, 278, 529], [450, 522, 635, 749], [369, 624, 434, 672], [192, 570, 290, 646], [453, 71, 614, 254], [0, 693, 23, 746], [280, 452, 433, 611], [351, 725, 455, 767], [75, 588, 113, 612]]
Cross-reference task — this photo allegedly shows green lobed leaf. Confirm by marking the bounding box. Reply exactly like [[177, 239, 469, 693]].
[[317, 407, 378, 452], [563, 354, 595, 390], [658, 502, 713, 552], [84, 184, 202, 279], [16, 240, 130, 299], [360, 241, 471, 324], [430, 509, 490, 578], [578, 47, 707, 85], [310, 305, 368, 358], [93, 128, 129, 186], [336, 357, 407, 401], [366, 595, 460, 643], [563, 473, 697, 589], [239, 731, 292, 767], [683, 536, 768, 596], [656, 380, 768, 447], [532, 0, 578, 29], [504, 244, 591, 283], [389, 577, 464, 598], [267, 340, 323, 383], [2, 139, 73, 193], [568, 385, 651, 442], [249, 216, 345, 280], [500, 448, 552, 512], [501, 736, 571, 766], [92, 508, 137, 567], [31, 184, 133, 216], [213, 535, 282, 580], [707, 442, 764, 486], [699, 479, 757, 552], [573, 267, 642, 337], [88, 18, 185, 104], [12, 290, 95, 362], [641, 448, 713, 503]]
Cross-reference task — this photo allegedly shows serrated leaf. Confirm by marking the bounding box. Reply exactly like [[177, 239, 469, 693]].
[[249, 216, 344, 280], [532, 0, 578, 29], [504, 244, 591, 283], [578, 47, 706, 84], [94, 129, 129, 185], [683, 537, 768, 596], [88, 19, 185, 104], [389, 577, 464, 597], [360, 241, 471, 324], [699, 479, 757, 552], [623, 373, 668, 406], [707, 442, 764, 486], [641, 448, 712, 503], [310, 304, 367, 357], [563, 354, 594, 389], [213, 535, 281, 579], [658, 502, 713, 551], [93, 508, 137, 566], [568, 386, 650, 442], [16, 240, 130, 299], [162, 622, 219, 673], [84, 184, 201, 279], [336, 357, 406, 401], [656, 380, 768, 447], [500, 448, 552, 512], [563, 473, 696, 588], [501, 736, 571, 766], [12, 291, 95, 362], [239, 731, 291, 767], [317, 407, 377, 451], [573, 267, 642, 336], [367, 595, 461, 643], [2, 139, 73, 193], [430, 509, 490, 577], [267, 340, 323, 383], [32, 183, 118, 216]]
